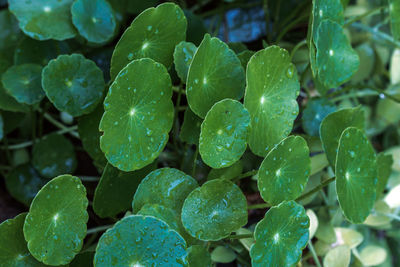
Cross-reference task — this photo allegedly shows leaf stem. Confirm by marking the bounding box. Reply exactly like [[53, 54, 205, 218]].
[[233, 169, 258, 181], [344, 6, 386, 27], [290, 39, 307, 60], [308, 241, 322, 267], [296, 177, 336, 202], [86, 224, 113, 235], [275, 13, 309, 43], [78, 176, 100, 182], [191, 146, 199, 177], [226, 233, 253, 239], [247, 202, 272, 210], [43, 112, 80, 139]]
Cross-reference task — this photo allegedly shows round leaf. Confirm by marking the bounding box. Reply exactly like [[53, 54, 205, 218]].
[[110, 3, 187, 80], [336, 127, 377, 223], [173, 41, 197, 83], [32, 133, 77, 179], [8, 0, 76, 41], [302, 98, 336, 137], [100, 58, 173, 171], [315, 20, 359, 88], [133, 168, 198, 214], [181, 179, 248, 241], [186, 34, 245, 118], [307, 209, 319, 239], [137, 204, 181, 233], [23, 175, 88, 265], [2, 64, 44, 104], [0, 10, 22, 52], [323, 245, 350, 267], [250, 201, 309, 267], [71, 0, 116, 44], [94, 215, 188, 266], [4, 164, 47, 206], [311, 0, 344, 42], [334, 227, 363, 248], [359, 245, 387, 266], [199, 99, 250, 168], [244, 45, 300, 157], [42, 53, 105, 117], [258, 136, 310, 205], [211, 246, 236, 263], [0, 213, 45, 266], [187, 245, 212, 267]]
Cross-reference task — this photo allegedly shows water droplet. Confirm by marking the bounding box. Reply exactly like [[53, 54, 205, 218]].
[[216, 145, 223, 152], [286, 64, 294, 78], [127, 53, 134, 61]]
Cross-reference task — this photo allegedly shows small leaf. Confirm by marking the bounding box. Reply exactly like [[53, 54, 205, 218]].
[[132, 168, 198, 214], [110, 2, 187, 80], [244, 46, 300, 157], [359, 245, 387, 266], [364, 200, 392, 227], [236, 228, 255, 251], [207, 160, 243, 181], [376, 153, 393, 197], [173, 41, 197, 83], [199, 99, 250, 169], [307, 209, 319, 239], [8, 0, 76, 41], [323, 245, 350, 267], [42, 54, 105, 116], [250, 201, 309, 267], [2, 64, 44, 104], [335, 127, 377, 223], [4, 164, 47, 206], [211, 246, 236, 263], [0, 213, 45, 266], [320, 106, 365, 167], [315, 20, 359, 88], [93, 162, 156, 218], [23, 175, 88, 265], [302, 98, 336, 137], [181, 179, 248, 241], [71, 0, 116, 44], [100, 58, 174, 171], [258, 136, 310, 205], [186, 34, 245, 118], [390, 0, 400, 40], [180, 108, 202, 145], [94, 215, 188, 267], [334, 227, 363, 248], [237, 50, 255, 69], [187, 245, 212, 267], [32, 133, 77, 179]]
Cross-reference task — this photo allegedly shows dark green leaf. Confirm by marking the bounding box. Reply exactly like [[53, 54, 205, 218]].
[[180, 108, 202, 145], [390, 0, 400, 40], [302, 98, 336, 137], [187, 245, 212, 267], [207, 160, 243, 181], [376, 153, 393, 197]]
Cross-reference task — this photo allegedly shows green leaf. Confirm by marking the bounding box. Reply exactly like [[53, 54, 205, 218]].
[[258, 136, 311, 205], [187, 245, 212, 267], [93, 162, 155, 218], [100, 58, 174, 171], [110, 3, 187, 80], [180, 108, 202, 145], [334, 227, 363, 248], [250, 201, 309, 267], [132, 168, 198, 214], [0, 10, 22, 53], [207, 160, 243, 181], [315, 20, 359, 88], [236, 228, 255, 251], [320, 106, 365, 167], [32, 133, 77, 179], [23, 175, 88, 265], [181, 179, 247, 241], [94, 215, 188, 266], [376, 153, 393, 198], [237, 50, 255, 69], [4, 164, 47, 206], [8, 0, 76, 41], [173, 41, 197, 83], [390, 0, 400, 40], [42, 54, 105, 117], [211, 246, 236, 263], [0, 213, 45, 266], [359, 245, 387, 266], [186, 34, 245, 118], [323, 245, 350, 267], [199, 99, 250, 168], [335, 127, 377, 223], [244, 46, 300, 157], [77, 105, 106, 166], [71, 0, 116, 44], [302, 98, 336, 137], [312, 0, 344, 42], [2, 64, 44, 105]]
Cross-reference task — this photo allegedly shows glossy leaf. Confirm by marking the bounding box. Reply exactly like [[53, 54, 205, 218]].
[[110, 3, 187, 80], [336, 127, 377, 223], [0, 213, 45, 267], [8, 0, 76, 41], [244, 46, 300, 157], [390, 0, 400, 40], [173, 41, 197, 83], [302, 98, 336, 136], [132, 168, 198, 214], [42, 54, 105, 116], [4, 164, 47, 206], [2, 64, 44, 104], [180, 108, 202, 145], [32, 133, 77, 179], [94, 215, 188, 266], [93, 162, 155, 218], [71, 0, 116, 44], [23, 175, 88, 265], [376, 153, 393, 197], [100, 58, 174, 171], [199, 99, 250, 168], [186, 34, 245, 118], [250, 201, 309, 267], [315, 20, 359, 88], [258, 136, 311, 205], [320, 106, 365, 167], [312, 0, 344, 42], [187, 245, 212, 267], [181, 179, 248, 241]]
